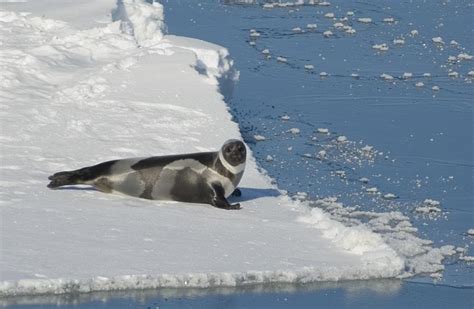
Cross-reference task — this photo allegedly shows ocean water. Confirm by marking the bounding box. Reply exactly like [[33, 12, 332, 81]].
[[4, 0, 473, 308], [162, 0, 473, 305]]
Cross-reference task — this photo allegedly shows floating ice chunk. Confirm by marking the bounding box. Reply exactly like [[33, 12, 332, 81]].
[[383, 17, 395, 23], [359, 177, 369, 183], [423, 199, 441, 207], [304, 64, 314, 70], [319, 1, 331, 6], [336, 135, 347, 143], [447, 55, 457, 62], [335, 170, 346, 177], [249, 41, 256, 46], [450, 40, 459, 46], [448, 71, 459, 78], [249, 31, 260, 38], [317, 128, 329, 134], [357, 17, 372, 23], [303, 153, 313, 158], [351, 73, 359, 78], [361, 145, 373, 152], [254, 134, 266, 141], [277, 56, 288, 63], [292, 27, 302, 32], [320, 71, 329, 77], [380, 73, 394, 81], [431, 85, 440, 91], [457, 247, 468, 253], [265, 155, 274, 161], [432, 36, 444, 44], [345, 28, 356, 34], [383, 193, 398, 200], [287, 146, 293, 151], [366, 187, 378, 194], [460, 256, 474, 262], [468, 71, 474, 77], [307, 23, 317, 29], [440, 245, 456, 256], [289, 128, 300, 134], [423, 72, 432, 78], [323, 30, 333, 37], [281, 115, 290, 120], [468, 229, 474, 236], [317, 150, 326, 159], [402, 72, 413, 79], [373, 43, 389, 51], [325, 13, 335, 18], [393, 39, 405, 45], [430, 272, 443, 280], [415, 206, 441, 214], [346, 11, 354, 16], [261, 49, 270, 55], [415, 82, 424, 87], [457, 53, 473, 60], [410, 29, 419, 36], [333, 22, 344, 28], [293, 192, 308, 201], [263, 3, 275, 9]]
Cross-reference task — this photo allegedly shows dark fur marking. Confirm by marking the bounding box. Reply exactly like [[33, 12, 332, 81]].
[[170, 167, 213, 204], [132, 152, 216, 171], [94, 177, 114, 193]]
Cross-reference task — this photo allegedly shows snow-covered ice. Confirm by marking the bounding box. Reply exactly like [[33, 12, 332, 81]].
[[0, 0, 459, 298]]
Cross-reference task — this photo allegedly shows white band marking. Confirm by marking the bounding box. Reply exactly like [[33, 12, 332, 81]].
[[218, 151, 245, 174]]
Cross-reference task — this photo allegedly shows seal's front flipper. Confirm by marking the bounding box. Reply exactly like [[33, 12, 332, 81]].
[[231, 188, 242, 197], [211, 183, 241, 210]]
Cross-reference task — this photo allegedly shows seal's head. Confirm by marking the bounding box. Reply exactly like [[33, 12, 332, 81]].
[[218, 139, 246, 174]]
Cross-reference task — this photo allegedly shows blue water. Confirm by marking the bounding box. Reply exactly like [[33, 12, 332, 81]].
[[2, 280, 472, 308], [164, 0, 473, 283], [3, 0, 473, 308]]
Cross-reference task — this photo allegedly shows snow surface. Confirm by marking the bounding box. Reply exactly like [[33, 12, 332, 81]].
[[0, 0, 451, 297]]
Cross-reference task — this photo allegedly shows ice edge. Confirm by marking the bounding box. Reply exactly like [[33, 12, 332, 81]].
[[0, 266, 402, 297]]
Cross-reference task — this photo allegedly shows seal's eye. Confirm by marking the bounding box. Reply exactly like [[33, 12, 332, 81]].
[[225, 147, 232, 154], [238, 145, 245, 152]]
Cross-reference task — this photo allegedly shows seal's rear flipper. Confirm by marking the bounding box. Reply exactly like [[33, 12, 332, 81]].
[[47, 171, 77, 189]]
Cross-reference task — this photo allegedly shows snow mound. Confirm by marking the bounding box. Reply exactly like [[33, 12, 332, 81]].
[[112, 0, 166, 46]]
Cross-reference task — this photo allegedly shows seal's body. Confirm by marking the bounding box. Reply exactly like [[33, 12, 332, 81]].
[[47, 140, 246, 210]]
